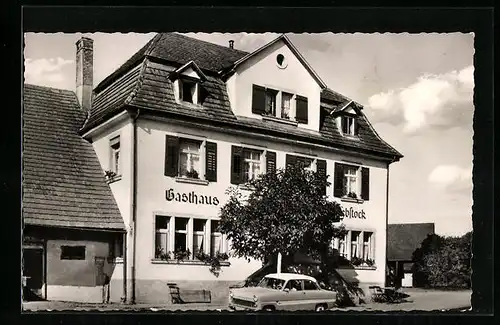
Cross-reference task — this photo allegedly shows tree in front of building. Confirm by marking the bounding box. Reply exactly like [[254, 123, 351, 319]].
[[413, 231, 472, 288], [218, 163, 346, 287]]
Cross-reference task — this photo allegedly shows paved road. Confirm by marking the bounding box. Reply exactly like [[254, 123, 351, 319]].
[[23, 289, 471, 312]]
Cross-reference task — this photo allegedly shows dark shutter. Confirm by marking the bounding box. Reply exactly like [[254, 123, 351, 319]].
[[286, 154, 297, 169], [316, 159, 327, 195], [361, 167, 370, 200], [205, 142, 217, 182], [266, 151, 277, 174], [295, 95, 309, 124], [333, 163, 345, 198], [165, 135, 179, 177], [230, 146, 244, 185], [252, 85, 266, 115]]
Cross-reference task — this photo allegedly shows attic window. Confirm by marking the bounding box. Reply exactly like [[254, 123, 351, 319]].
[[341, 115, 358, 136], [276, 54, 288, 69], [179, 78, 199, 104]]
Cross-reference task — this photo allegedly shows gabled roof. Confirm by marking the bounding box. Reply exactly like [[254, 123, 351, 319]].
[[82, 33, 403, 161], [221, 34, 327, 89], [387, 223, 436, 261], [23, 84, 125, 231], [168, 60, 208, 82]]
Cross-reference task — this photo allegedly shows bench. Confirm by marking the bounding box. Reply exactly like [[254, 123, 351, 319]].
[[167, 283, 212, 304]]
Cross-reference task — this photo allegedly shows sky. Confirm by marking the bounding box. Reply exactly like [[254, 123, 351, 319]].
[[23, 32, 474, 237]]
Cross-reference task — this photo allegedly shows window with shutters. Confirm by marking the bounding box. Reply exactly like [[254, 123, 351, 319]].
[[333, 230, 375, 267], [165, 135, 217, 184], [252, 84, 302, 125], [243, 149, 262, 183], [231, 146, 274, 185], [179, 139, 201, 179], [334, 163, 370, 201]]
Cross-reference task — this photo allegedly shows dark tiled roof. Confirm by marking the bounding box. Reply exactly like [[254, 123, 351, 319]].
[[82, 33, 402, 160], [94, 33, 248, 93], [321, 88, 351, 104], [23, 84, 125, 231], [387, 223, 435, 261]]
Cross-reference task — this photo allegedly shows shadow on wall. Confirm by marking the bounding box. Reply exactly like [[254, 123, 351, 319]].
[[234, 250, 363, 306]]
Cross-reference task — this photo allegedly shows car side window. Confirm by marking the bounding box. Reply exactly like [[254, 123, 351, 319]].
[[288, 280, 303, 291], [303, 280, 319, 290]]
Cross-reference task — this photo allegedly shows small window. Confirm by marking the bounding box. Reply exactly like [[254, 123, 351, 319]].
[[281, 92, 292, 119], [61, 246, 86, 260], [276, 54, 288, 69], [341, 116, 357, 136], [110, 136, 120, 176], [155, 216, 170, 259], [180, 79, 198, 104], [338, 235, 347, 258], [303, 280, 319, 291]]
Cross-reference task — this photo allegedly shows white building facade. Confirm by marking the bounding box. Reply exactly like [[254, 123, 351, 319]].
[[79, 33, 402, 304]]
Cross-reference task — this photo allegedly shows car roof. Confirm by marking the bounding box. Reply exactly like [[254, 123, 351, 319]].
[[264, 273, 318, 282]]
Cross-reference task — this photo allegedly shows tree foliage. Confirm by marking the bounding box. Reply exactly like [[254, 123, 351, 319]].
[[413, 231, 472, 288], [219, 164, 346, 281]]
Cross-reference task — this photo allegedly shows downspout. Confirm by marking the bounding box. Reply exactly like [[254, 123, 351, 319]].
[[131, 108, 140, 304], [121, 232, 127, 303], [384, 161, 391, 287]]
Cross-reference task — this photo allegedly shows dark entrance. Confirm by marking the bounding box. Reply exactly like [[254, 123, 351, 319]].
[[23, 246, 45, 300]]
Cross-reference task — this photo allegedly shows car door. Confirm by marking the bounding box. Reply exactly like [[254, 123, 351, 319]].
[[278, 280, 305, 311], [303, 279, 324, 310]]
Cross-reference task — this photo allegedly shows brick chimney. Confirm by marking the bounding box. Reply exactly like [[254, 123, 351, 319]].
[[75, 37, 94, 111]]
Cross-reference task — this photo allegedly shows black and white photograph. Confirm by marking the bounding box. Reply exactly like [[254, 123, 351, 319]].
[[22, 30, 475, 313]]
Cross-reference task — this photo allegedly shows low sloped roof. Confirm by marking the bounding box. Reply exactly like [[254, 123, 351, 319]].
[[23, 84, 125, 231], [387, 223, 435, 261]]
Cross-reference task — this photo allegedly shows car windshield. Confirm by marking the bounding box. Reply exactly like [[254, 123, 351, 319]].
[[257, 277, 286, 290]]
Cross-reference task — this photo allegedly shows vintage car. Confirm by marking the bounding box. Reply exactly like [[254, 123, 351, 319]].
[[228, 273, 337, 311]]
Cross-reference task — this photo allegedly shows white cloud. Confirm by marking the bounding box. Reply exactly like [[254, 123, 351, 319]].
[[428, 164, 472, 192], [24, 57, 73, 89], [367, 65, 474, 133]]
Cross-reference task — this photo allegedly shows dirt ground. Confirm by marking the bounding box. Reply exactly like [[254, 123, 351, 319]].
[[22, 288, 472, 312]]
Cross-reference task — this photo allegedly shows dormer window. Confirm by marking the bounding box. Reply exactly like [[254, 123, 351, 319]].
[[169, 60, 207, 106], [179, 78, 198, 104], [341, 116, 357, 136]]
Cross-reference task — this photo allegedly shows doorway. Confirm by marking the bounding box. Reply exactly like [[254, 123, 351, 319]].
[[23, 246, 45, 301]]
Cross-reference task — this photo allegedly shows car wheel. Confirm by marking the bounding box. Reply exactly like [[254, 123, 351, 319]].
[[263, 306, 275, 312], [315, 304, 327, 312]]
